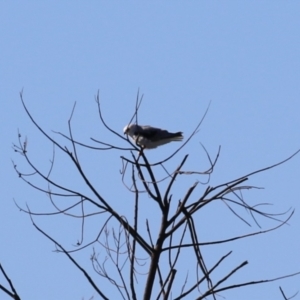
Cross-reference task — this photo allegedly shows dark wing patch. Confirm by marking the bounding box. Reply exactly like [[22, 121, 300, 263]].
[[140, 126, 182, 142], [139, 126, 162, 139]]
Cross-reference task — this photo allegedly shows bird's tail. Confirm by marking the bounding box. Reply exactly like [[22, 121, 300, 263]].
[[172, 132, 184, 141]]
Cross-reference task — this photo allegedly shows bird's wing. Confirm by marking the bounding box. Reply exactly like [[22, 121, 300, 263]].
[[140, 126, 182, 142]]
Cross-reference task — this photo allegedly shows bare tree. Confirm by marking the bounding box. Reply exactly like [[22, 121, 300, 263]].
[[6, 91, 300, 299]]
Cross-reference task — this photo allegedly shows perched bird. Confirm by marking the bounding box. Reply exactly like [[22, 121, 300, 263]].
[[123, 124, 183, 149]]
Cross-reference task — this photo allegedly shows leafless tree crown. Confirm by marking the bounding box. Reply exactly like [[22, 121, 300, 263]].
[[4, 91, 299, 300]]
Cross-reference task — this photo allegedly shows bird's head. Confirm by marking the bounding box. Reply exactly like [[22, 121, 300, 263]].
[[123, 124, 136, 136], [123, 124, 130, 135]]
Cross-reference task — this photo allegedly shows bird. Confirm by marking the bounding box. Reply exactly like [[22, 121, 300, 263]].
[[123, 124, 183, 149]]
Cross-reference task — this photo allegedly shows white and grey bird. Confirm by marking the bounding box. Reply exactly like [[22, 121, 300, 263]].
[[123, 124, 183, 149]]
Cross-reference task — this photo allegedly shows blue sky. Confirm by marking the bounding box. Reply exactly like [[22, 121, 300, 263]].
[[1, 2, 300, 300]]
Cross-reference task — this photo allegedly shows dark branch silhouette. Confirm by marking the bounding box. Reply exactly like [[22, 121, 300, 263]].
[[0, 264, 21, 300]]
